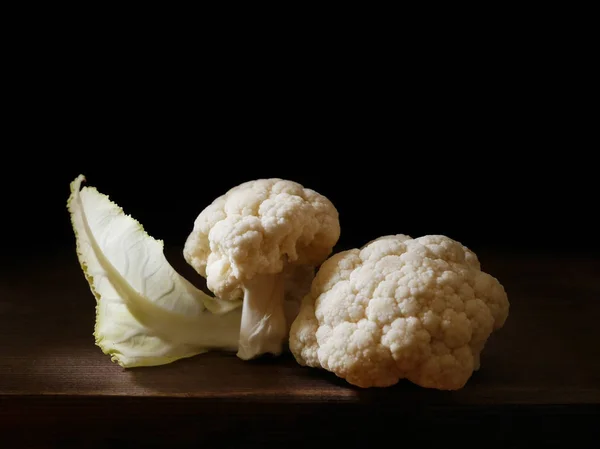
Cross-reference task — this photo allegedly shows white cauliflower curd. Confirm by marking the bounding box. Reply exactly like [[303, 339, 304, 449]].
[[289, 234, 509, 390], [184, 179, 340, 360]]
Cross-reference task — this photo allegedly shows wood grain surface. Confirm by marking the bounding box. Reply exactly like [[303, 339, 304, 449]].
[[1, 247, 599, 448]]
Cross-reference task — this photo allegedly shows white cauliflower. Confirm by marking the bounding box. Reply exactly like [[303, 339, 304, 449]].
[[289, 234, 509, 390], [183, 179, 340, 360]]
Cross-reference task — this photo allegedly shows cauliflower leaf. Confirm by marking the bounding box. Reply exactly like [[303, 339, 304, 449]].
[[67, 175, 242, 367]]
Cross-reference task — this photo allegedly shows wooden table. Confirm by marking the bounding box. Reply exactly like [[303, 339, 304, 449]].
[[1, 248, 599, 448]]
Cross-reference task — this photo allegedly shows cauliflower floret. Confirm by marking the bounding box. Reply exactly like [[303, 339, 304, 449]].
[[289, 234, 509, 390], [184, 179, 340, 360]]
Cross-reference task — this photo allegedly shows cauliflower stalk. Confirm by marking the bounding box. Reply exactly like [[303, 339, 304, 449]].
[[67, 175, 242, 367], [289, 234, 509, 390], [184, 179, 340, 360]]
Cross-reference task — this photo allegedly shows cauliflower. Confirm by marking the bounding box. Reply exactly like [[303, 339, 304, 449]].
[[183, 179, 340, 360], [289, 234, 509, 390]]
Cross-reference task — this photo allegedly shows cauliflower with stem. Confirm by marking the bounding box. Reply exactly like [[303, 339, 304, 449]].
[[289, 234, 509, 390], [184, 179, 340, 360]]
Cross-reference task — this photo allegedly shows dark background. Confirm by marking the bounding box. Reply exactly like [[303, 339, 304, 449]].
[[6, 129, 596, 263], [1, 16, 598, 449], [2, 30, 596, 265]]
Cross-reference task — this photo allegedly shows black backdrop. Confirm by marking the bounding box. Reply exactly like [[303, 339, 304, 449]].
[[5, 129, 596, 262], [2, 42, 596, 262], [0, 21, 597, 449]]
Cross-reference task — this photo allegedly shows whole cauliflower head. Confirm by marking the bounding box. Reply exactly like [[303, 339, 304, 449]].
[[184, 178, 340, 360], [289, 234, 509, 390]]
